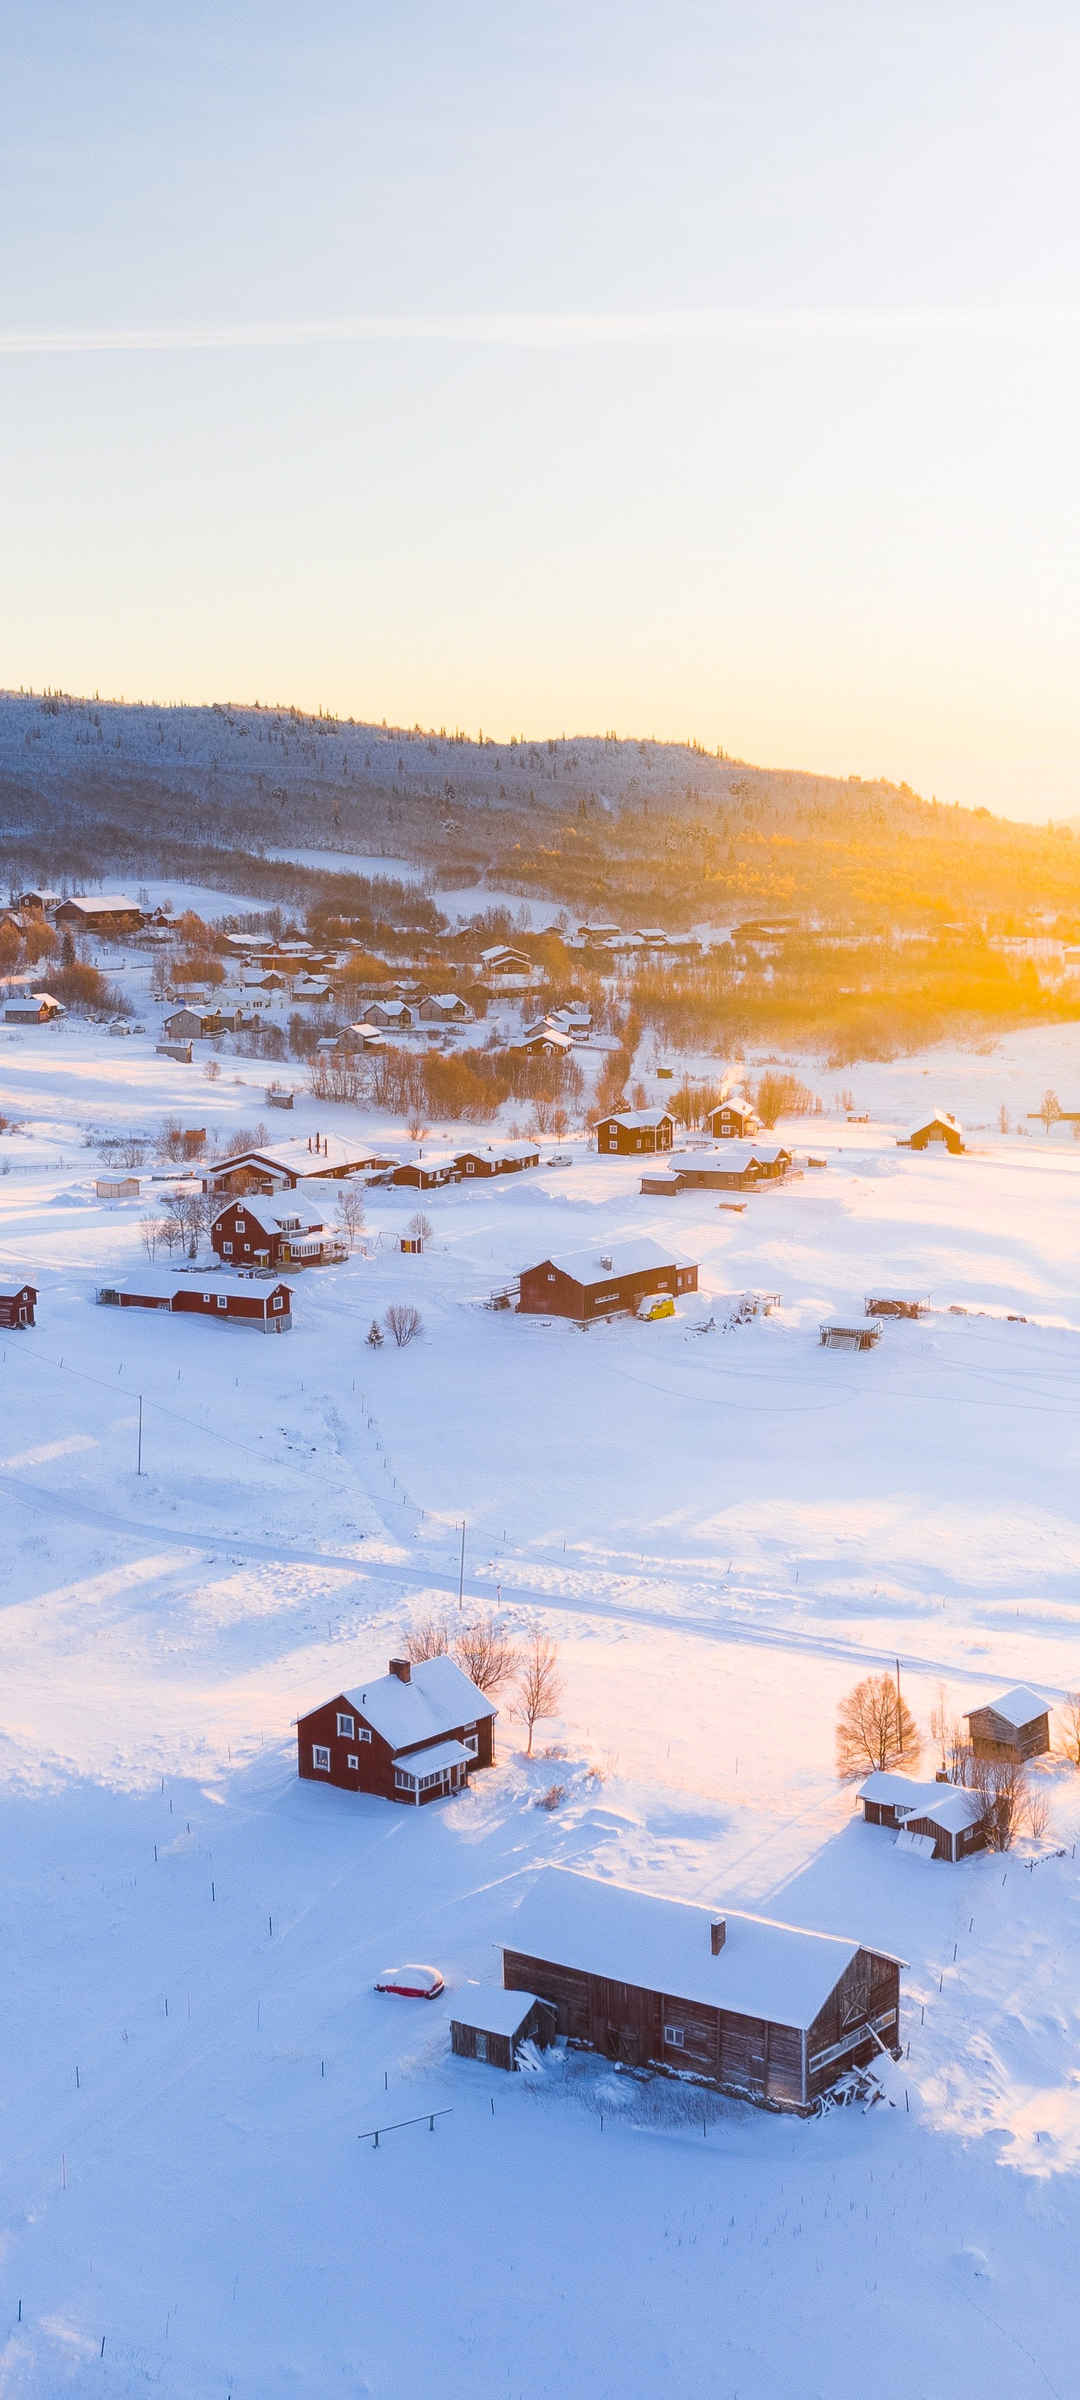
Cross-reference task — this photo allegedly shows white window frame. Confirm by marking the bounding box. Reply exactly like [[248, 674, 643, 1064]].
[[272, 1294, 283, 1310], [235, 1217, 246, 1232], [347, 1753, 359, 1769], [337, 1712, 355, 1738], [222, 1240, 233, 1255], [216, 1295, 228, 1310], [463, 1727, 478, 1756], [312, 1745, 331, 1772], [663, 2024, 685, 2048], [358, 1726, 372, 1743], [394, 1766, 416, 1792]]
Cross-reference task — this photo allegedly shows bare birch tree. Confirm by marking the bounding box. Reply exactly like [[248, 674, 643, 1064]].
[[514, 1633, 563, 1756], [835, 1673, 918, 1780]]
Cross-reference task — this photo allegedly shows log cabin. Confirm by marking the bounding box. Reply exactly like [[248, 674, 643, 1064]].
[[360, 998, 414, 1028], [453, 1141, 540, 1177], [297, 1654, 496, 1804], [0, 1283, 36, 1329], [95, 1271, 293, 1330], [965, 1686, 1050, 1763], [417, 992, 474, 1023], [593, 1108, 676, 1155], [641, 1144, 792, 1196], [857, 1772, 988, 1862], [4, 993, 65, 1024], [518, 1239, 698, 1322], [502, 1868, 902, 2112], [54, 896, 143, 933]]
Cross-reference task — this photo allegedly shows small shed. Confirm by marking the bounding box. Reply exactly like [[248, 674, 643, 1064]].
[[865, 1296, 929, 1319], [95, 1176, 140, 1199], [450, 1988, 556, 2069], [966, 1686, 1050, 1763], [820, 1323, 880, 1351], [0, 1283, 36, 1329]]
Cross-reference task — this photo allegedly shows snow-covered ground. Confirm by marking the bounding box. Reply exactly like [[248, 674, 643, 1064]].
[[3, 974, 1080, 2397]]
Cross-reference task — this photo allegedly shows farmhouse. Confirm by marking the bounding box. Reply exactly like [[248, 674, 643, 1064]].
[[163, 1006, 243, 1040], [211, 1186, 343, 1268], [518, 1238, 698, 1322], [96, 1271, 293, 1330], [479, 945, 533, 981], [360, 998, 414, 1028], [388, 1151, 455, 1189], [4, 993, 65, 1024], [905, 1113, 965, 1154], [417, 992, 474, 1023], [18, 890, 62, 913], [857, 1772, 988, 1863], [706, 1097, 762, 1140], [514, 1024, 573, 1057], [965, 1686, 1050, 1763], [54, 896, 143, 933], [594, 1108, 676, 1156], [0, 1283, 36, 1329], [296, 1654, 497, 1804], [451, 1989, 557, 2070], [642, 1143, 792, 1196], [206, 1134, 389, 1194], [454, 1141, 540, 1177], [502, 1867, 902, 2112]]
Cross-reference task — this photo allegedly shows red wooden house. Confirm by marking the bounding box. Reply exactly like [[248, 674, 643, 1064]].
[[211, 1187, 342, 1268], [706, 1097, 762, 1140], [518, 1238, 698, 1322], [593, 1108, 675, 1156], [297, 1655, 497, 1804], [0, 1283, 36, 1329]]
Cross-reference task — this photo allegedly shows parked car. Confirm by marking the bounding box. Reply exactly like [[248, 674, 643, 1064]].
[[374, 1963, 445, 1998]]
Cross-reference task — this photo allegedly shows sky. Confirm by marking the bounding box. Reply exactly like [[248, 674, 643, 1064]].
[[2, 0, 1078, 819]]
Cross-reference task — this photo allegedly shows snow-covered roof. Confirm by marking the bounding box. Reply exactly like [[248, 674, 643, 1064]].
[[450, 1986, 544, 2036], [671, 1144, 788, 1173], [61, 893, 141, 914], [593, 1107, 675, 1130], [507, 1869, 897, 2031], [342, 1655, 496, 1749], [98, 1269, 291, 1301], [456, 1140, 539, 1162], [858, 1772, 979, 1833], [423, 991, 469, 1009], [914, 1111, 962, 1133], [217, 1182, 328, 1231], [392, 1737, 471, 1779], [535, 1238, 693, 1285], [212, 1135, 384, 1176], [969, 1685, 1048, 1729]]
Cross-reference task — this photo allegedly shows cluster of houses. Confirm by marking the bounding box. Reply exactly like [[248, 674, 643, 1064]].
[[856, 1688, 1052, 1862], [296, 1651, 903, 2113]]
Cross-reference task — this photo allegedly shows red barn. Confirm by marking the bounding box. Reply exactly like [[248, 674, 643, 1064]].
[[96, 1271, 293, 1329], [211, 1187, 341, 1268], [0, 1283, 36, 1329], [297, 1655, 497, 1804], [518, 1238, 698, 1321]]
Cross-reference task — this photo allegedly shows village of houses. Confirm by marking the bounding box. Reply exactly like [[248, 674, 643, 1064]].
[[3, 879, 1080, 2394]]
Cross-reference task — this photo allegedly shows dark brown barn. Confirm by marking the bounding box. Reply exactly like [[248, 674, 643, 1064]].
[[54, 896, 143, 933], [206, 1135, 388, 1194], [0, 1283, 36, 1329], [453, 1142, 540, 1177], [96, 1272, 293, 1329], [965, 1686, 1050, 1763], [389, 1155, 455, 1189], [451, 1989, 557, 2069], [518, 1239, 698, 1322], [502, 1868, 902, 2112], [642, 1144, 792, 1196], [857, 1772, 988, 1863], [593, 1108, 675, 1156], [297, 1654, 496, 1804]]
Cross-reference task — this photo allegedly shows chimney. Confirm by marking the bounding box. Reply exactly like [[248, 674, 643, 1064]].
[[389, 1657, 411, 1684], [710, 1919, 726, 1955]]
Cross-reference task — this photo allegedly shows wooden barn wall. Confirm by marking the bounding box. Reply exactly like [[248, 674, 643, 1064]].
[[805, 1951, 900, 2098]]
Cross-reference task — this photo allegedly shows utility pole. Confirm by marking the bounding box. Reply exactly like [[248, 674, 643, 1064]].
[[458, 1521, 466, 1611], [137, 1393, 144, 1476]]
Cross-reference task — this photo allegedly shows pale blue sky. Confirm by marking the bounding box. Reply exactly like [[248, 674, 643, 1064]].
[[3, 1, 1078, 815]]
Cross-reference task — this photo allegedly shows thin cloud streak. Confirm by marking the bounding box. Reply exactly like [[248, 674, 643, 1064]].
[[1, 303, 1078, 357]]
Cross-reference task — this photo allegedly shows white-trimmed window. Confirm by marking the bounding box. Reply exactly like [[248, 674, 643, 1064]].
[[337, 1712, 355, 1738], [394, 1767, 416, 1791], [358, 1726, 372, 1743], [663, 2024, 685, 2048], [547, 1272, 556, 1283], [312, 1745, 331, 1772], [463, 1724, 478, 1756], [216, 1295, 228, 1310], [236, 1218, 246, 1232], [347, 1753, 359, 1769], [272, 1294, 283, 1310], [222, 1241, 233, 1255]]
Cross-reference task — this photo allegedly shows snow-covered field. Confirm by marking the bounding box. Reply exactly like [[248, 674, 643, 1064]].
[[3, 980, 1080, 2397]]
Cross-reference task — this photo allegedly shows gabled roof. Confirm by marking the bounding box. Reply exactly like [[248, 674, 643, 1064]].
[[341, 1655, 496, 1749], [593, 1107, 675, 1131], [211, 1135, 385, 1176], [968, 1685, 1048, 1729], [456, 1140, 539, 1163], [531, 1237, 693, 1285], [98, 1269, 292, 1302], [858, 1772, 980, 1836], [672, 1143, 788, 1173], [506, 1868, 900, 2031], [913, 1111, 962, 1132], [59, 893, 141, 914], [451, 1985, 544, 2036]]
